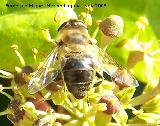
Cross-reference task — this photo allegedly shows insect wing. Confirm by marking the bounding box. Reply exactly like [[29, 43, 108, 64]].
[[111, 67, 139, 87], [29, 47, 61, 94], [94, 45, 139, 87]]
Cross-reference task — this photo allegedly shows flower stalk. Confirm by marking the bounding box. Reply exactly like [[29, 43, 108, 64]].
[[130, 81, 160, 106]]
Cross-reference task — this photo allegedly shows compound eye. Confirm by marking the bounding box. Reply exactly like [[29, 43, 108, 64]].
[[78, 21, 88, 30], [58, 20, 88, 32], [70, 20, 88, 30], [69, 20, 80, 27], [58, 21, 68, 32]]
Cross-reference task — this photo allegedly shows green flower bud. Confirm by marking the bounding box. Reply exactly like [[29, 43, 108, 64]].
[[99, 15, 124, 38], [54, 10, 63, 22], [83, 14, 92, 26]]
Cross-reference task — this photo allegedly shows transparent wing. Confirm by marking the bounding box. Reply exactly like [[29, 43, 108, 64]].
[[93, 45, 139, 87], [29, 47, 62, 94]]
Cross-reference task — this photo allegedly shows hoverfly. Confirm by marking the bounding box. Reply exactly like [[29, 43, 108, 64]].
[[29, 20, 138, 99]]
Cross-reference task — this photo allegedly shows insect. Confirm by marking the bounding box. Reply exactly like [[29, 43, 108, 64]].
[[29, 19, 138, 99]]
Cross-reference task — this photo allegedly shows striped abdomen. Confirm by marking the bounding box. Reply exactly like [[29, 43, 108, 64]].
[[62, 55, 95, 99]]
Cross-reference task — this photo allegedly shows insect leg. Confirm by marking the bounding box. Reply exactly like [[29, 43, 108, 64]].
[[93, 71, 104, 87]]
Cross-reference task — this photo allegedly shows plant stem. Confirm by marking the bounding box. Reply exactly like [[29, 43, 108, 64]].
[[77, 99, 83, 110], [0, 70, 14, 79], [14, 50, 25, 66], [82, 100, 88, 113], [3, 86, 14, 89], [130, 82, 160, 106], [1, 91, 14, 100], [92, 27, 99, 39], [54, 113, 72, 121], [63, 99, 83, 119], [0, 75, 13, 79], [100, 33, 113, 51], [0, 109, 12, 116]]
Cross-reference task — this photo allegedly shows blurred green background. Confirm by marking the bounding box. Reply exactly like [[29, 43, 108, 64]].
[[0, 0, 160, 125]]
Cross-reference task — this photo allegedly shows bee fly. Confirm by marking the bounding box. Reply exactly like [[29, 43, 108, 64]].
[[29, 19, 138, 99]]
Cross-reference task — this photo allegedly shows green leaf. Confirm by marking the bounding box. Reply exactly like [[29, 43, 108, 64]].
[[144, 55, 160, 88], [130, 60, 146, 83], [128, 116, 148, 124], [74, 0, 160, 85], [113, 108, 128, 126], [116, 87, 136, 105], [75, 0, 159, 41], [95, 111, 112, 126], [63, 120, 81, 126], [137, 113, 160, 125], [127, 51, 144, 69], [142, 95, 160, 114], [0, 1, 76, 71], [146, 0, 160, 38], [51, 90, 67, 105], [57, 0, 76, 5]]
